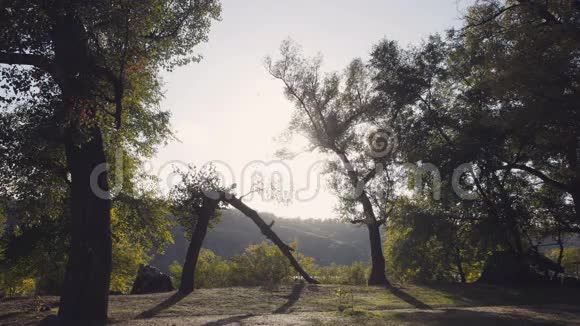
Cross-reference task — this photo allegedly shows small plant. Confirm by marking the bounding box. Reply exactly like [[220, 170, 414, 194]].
[[335, 287, 354, 312]]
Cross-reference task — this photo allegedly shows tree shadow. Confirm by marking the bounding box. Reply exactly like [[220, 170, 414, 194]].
[[420, 282, 580, 307], [134, 291, 187, 319], [201, 313, 255, 326], [391, 309, 566, 326], [273, 282, 306, 314], [0, 311, 26, 321], [387, 286, 432, 310]]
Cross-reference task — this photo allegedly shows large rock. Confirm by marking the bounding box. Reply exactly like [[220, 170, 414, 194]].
[[130, 264, 174, 295]]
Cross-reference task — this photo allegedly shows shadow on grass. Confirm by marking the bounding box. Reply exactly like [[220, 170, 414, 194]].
[[0, 311, 26, 321], [273, 282, 305, 314], [420, 282, 580, 307], [392, 309, 566, 326], [419, 283, 504, 307], [134, 291, 187, 319], [388, 286, 432, 310], [201, 313, 254, 326]]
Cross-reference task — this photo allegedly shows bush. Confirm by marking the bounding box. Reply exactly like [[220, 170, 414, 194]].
[[169, 260, 183, 289], [547, 248, 580, 277], [110, 237, 147, 294], [169, 249, 233, 289], [0, 268, 36, 297], [344, 262, 368, 285], [383, 200, 485, 284], [194, 249, 231, 288], [170, 243, 321, 289], [229, 242, 294, 287], [315, 263, 370, 285]]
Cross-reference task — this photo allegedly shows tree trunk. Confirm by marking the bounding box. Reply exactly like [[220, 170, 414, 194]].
[[566, 136, 580, 225], [33, 3, 114, 323], [224, 196, 319, 284], [179, 201, 216, 294], [455, 248, 467, 283], [556, 225, 565, 267], [58, 127, 112, 325], [359, 192, 390, 286], [366, 222, 389, 286], [572, 189, 580, 226], [333, 148, 390, 286]]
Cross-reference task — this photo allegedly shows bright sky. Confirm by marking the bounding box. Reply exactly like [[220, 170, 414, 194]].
[[150, 0, 471, 219]]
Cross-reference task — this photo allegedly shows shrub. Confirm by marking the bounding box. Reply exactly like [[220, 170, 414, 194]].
[[229, 241, 294, 287]]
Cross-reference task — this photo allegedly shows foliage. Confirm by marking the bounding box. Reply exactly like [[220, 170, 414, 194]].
[[110, 242, 146, 295], [2, 0, 580, 295], [0, 277, 36, 297], [442, 0, 580, 233], [547, 248, 580, 277], [194, 249, 232, 289], [112, 190, 174, 256], [315, 262, 369, 285], [0, 187, 172, 296], [267, 37, 396, 285], [0, 216, 68, 295], [264, 1, 580, 286], [170, 165, 232, 238], [0, 0, 222, 200], [169, 260, 183, 289], [169, 249, 232, 289], [0, 0, 221, 308], [267, 39, 399, 226], [229, 241, 296, 286], [369, 0, 580, 278], [168, 242, 375, 289], [109, 210, 149, 294], [384, 198, 488, 283]]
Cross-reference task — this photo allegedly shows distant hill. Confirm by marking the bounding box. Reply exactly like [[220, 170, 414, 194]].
[[152, 210, 580, 274], [151, 210, 371, 273]]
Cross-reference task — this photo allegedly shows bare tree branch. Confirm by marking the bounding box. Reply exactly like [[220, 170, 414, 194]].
[[0, 52, 55, 74], [504, 164, 571, 192], [462, 3, 521, 30], [221, 193, 320, 284]]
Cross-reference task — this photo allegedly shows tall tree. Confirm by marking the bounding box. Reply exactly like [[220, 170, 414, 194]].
[[170, 166, 226, 294], [0, 0, 220, 322], [376, 0, 580, 280], [370, 34, 566, 259], [451, 0, 580, 230], [267, 40, 396, 285]]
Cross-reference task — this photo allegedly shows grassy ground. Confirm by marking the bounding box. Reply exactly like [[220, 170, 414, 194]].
[[1, 283, 579, 325]]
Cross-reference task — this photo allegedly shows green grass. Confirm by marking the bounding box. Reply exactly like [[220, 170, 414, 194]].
[[286, 283, 580, 312]]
